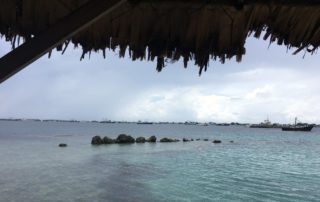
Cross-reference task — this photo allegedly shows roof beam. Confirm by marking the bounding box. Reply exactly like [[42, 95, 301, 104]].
[[0, 0, 127, 84], [143, 0, 320, 6]]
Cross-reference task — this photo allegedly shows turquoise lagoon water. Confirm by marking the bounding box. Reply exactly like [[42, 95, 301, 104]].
[[0, 120, 320, 202]]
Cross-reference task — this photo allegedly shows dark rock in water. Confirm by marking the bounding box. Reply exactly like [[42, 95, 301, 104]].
[[191, 139, 194, 141], [91, 136, 104, 145], [196, 138, 200, 141], [59, 143, 67, 147], [160, 138, 179, 143], [230, 141, 234, 143], [147, 136, 157, 143], [203, 139, 209, 141], [136, 137, 146, 143], [183, 138, 190, 142], [160, 138, 171, 142], [116, 134, 135, 144], [103, 136, 115, 144], [213, 140, 222, 144]]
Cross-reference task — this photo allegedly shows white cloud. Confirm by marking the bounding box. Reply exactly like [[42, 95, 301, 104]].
[[245, 85, 274, 100], [110, 65, 320, 123]]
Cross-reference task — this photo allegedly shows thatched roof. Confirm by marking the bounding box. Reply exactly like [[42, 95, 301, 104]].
[[0, 0, 319, 74]]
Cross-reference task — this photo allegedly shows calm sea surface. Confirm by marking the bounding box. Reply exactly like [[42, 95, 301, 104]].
[[0, 120, 320, 202]]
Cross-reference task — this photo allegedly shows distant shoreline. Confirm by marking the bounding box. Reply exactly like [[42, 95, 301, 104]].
[[0, 118, 318, 127]]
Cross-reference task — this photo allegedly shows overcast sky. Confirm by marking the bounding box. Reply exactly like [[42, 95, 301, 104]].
[[0, 36, 319, 123]]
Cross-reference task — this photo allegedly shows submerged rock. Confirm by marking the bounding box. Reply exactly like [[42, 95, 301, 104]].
[[147, 136, 157, 143], [160, 138, 179, 143], [59, 143, 67, 147], [136, 137, 146, 143], [213, 140, 222, 144], [203, 139, 209, 141], [116, 134, 135, 144], [91, 136, 104, 145], [191, 139, 194, 141], [230, 141, 234, 143], [196, 138, 201, 141], [183, 138, 190, 142], [103, 136, 115, 144]]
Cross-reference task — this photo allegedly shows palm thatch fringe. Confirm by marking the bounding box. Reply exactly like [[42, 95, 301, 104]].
[[0, 0, 319, 74]]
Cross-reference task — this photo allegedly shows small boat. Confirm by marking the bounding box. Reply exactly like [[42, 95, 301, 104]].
[[282, 118, 313, 132]]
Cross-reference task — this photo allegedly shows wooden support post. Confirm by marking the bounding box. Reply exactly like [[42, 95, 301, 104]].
[[0, 0, 127, 84]]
